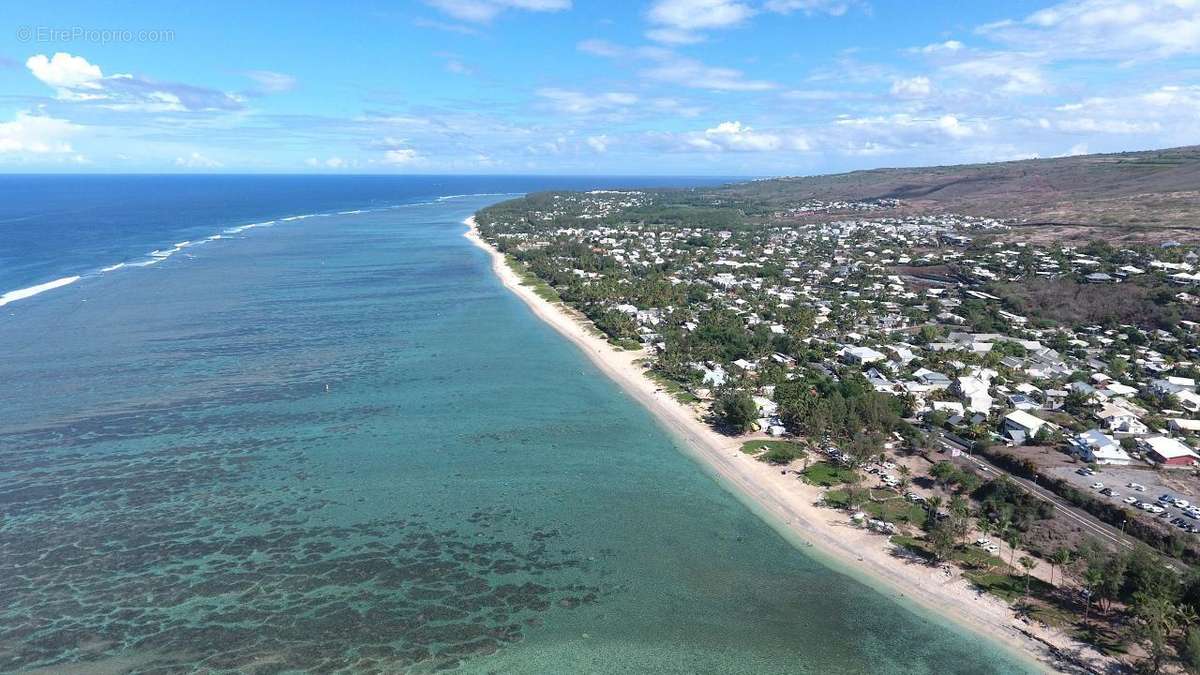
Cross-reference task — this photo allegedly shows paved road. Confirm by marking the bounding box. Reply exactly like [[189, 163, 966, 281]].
[[933, 432, 1138, 552]]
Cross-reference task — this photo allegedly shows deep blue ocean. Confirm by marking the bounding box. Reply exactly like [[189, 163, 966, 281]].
[[0, 176, 1033, 673]]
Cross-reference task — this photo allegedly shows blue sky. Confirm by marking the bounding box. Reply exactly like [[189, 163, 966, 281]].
[[0, 0, 1197, 175]]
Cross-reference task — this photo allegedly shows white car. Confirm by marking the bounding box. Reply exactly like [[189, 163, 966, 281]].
[[986, 544, 1001, 555], [1091, 482, 1104, 490], [975, 538, 991, 547], [1175, 499, 1191, 509], [1124, 496, 1139, 504], [1127, 482, 1146, 492], [1151, 505, 1167, 514]]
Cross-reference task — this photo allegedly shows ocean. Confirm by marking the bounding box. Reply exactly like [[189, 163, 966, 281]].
[[0, 176, 1034, 673]]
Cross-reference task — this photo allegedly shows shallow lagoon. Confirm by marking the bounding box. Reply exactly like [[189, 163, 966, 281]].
[[0, 189, 1034, 673]]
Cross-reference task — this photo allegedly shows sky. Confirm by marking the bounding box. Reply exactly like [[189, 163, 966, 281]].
[[0, 0, 1197, 175]]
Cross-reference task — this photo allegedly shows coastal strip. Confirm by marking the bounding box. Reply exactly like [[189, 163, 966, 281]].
[[465, 215, 1110, 674]]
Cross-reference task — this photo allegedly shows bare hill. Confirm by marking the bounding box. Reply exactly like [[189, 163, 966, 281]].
[[715, 145, 1200, 243]]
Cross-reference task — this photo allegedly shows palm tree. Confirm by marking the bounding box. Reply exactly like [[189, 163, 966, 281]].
[[977, 517, 992, 540], [949, 495, 970, 544], [1083, 566, 1103, 625], [925, 495, 943, 529], [1006, 531, 1022, 567], [1051, 548, 1071, 587], [1018, 556, 1038, 598]]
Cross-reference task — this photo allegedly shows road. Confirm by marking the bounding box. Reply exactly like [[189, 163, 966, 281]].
[[933, 432, 1138, 552]]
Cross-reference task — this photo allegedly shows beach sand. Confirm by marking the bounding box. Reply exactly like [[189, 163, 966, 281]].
[[465, 216, 1113, 674]]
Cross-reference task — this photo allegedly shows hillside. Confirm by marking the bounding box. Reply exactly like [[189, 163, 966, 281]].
[[712, 145, 1200, 243]]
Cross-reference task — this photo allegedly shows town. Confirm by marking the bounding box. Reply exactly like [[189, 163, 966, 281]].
[[477, 185, 1200, 672]]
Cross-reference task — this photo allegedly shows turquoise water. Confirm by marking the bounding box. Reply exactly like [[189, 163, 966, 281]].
[[0, 192, 1035, 673]]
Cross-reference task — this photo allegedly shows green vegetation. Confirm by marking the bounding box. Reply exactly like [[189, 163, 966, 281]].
[[504, 255, 562, 303], [740, 440, 808, 464], [800, 461, 858, 487], [828, 491, 927, 524], [715, 390, 758, 433], [645, 369, 701, 404], [994, 277, 1195, 331]]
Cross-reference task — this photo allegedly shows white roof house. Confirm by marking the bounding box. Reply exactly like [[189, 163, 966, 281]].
[[1140, 436, 1200, 466], [1002, 410, 1053, 444], [843, 346, 886, 365], [1169, 419, 1200, 434], [953, 376, 994, 414], [1071, 429, 1132, 465], [1095, 403, 1149, 435]]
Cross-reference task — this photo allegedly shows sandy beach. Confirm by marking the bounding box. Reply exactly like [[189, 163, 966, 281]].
[[465, 216, 1114, 674]]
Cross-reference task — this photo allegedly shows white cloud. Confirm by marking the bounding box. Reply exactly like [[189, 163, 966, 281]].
[[26, 52, 105, 99], [26, 52, 244, 112], [444, 59, 473, 75], [890, 76, 932, 98], [243, 70, 297, 93], [641, 54, 776, 91], [0, 111, 82, 154], [644, 28, 707, 44], [653, 120, 812, 154], [305, 156, 350, 169], [378, 140, 421, 164], [936, 114, 973, 138], [536, 88, 638, 114], [764, 0, 859, 16], [914, 39, 964, 54], [646, 0, 755, 43], [576, 39, 625, 57], [174, 152, 223, 168], [832, 113, 985, 151], [944, 55, 1050, 95], [979, 0, 1200, 60], [423, 0, 570, 23], [586, 135, 609, 153], [1049, 84, 1200, 136]]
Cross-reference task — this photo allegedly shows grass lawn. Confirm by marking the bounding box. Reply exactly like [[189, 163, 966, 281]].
[[740, 440, 808, 464], [892, 535, 936, 561], [504, 255, 562, 303], [864, 498, 928, 525], [610, 338, 643, 351], [963, 569, 1053, 603], [800, 461, 858, 487], [645, 369, 701, 405]]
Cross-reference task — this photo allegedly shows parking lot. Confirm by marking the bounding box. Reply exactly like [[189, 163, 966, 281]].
[[1047, 463, 1200, 534]]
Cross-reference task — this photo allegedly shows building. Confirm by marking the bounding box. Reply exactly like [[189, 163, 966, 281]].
[[843, 346, 886, 365], [1140, 436, 1200, 467], [1001, 410, 1053, 445], [1071, 429, 1133, 465]]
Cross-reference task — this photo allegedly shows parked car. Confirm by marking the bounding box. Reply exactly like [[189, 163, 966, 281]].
[[1091, 482, 1104, 490], [1175, 499, 1191, 509], [1124, 496, 1139, 505]]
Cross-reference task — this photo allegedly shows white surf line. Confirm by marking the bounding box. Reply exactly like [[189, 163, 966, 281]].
[[0, 276, 81, 307], [3, 195, 506, 309]]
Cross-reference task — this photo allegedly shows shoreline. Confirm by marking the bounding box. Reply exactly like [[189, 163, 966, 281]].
[[464, 215, 1109, 674]]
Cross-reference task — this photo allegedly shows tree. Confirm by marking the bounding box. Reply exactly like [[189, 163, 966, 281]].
[[1050, 548, 1071, 587], [1130, 593, 1195, 675], [948, 495, 971, 545], [1183, 626, 1200, 675], [716, 391, 758, 433], [929, 521, 957, 562], [1006, 531, 1022, 567], [925, 496, 943, 530], [1083, 565, 1103, 625], [1018, 556, 1038, 598]]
